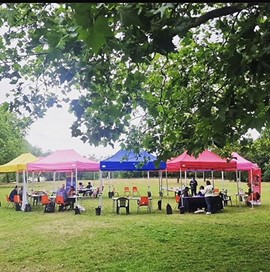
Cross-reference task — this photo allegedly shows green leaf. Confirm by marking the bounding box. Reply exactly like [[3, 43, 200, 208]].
[[119, 6, 141, 27], [87, 16, 113, 53]]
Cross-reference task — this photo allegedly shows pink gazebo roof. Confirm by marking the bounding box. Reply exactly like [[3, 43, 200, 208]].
[[231, 152, 258, 171], [27, 149, 99, 172]]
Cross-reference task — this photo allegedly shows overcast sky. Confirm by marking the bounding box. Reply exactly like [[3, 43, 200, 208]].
[[26, 104, 119, 160]]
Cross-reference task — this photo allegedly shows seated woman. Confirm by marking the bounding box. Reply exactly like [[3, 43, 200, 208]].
[[66, 186, 76, 210], [182, 187, 190, 197], [197, 186, 205, 196], [77, 182, 85, 195]]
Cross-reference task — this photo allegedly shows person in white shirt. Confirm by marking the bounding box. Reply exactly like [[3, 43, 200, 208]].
[[204, 180, 214, 214]]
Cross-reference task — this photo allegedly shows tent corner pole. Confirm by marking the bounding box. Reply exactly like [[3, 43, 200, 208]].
[[98, 170, 103, 212]]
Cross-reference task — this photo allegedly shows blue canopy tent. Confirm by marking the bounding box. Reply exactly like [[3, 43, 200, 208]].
[[99, 149, 166, 212], [100, 149, 166, 171]]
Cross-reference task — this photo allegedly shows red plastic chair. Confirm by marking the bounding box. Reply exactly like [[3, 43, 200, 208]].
[[174, 194, 181, 210], [41, 195, 51, 205], [55, 195, 67, 211], [132, 186, 140, 196], [124, 187, 131, 196], [137, 196, 151, 213], [5, 195, 13, 208]]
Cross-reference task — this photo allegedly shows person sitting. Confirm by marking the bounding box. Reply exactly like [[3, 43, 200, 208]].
[[67, 185, 76, 196], [9, 185, 18, 202], [86, 182, 92, 189], [85, 182, 93, 197], [77, 182, 85, 195], [182, 187, 190, 197], [197, 186, 205, 196], [66, 185, 76, 210], [93, 186, 104, 198], [56, 184, 67, 197]]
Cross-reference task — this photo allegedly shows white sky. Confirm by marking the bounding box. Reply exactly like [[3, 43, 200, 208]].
[[26, 105, 119, 160]]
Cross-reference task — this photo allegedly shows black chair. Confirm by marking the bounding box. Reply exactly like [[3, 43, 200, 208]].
[[116, 197, 130, 214], [220, 191, 232, 206]]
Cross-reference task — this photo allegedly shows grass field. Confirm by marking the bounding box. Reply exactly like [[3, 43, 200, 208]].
[[0, 177, 269, 272]]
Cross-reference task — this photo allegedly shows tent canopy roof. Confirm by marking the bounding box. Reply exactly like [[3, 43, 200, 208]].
[[167, 150, 237, 171], [27, 149, 99, 172], [231, 152, 261, 172], [231, 152, 255, 170], [0, 153, 38, 173], [100, 149, 166, 171]]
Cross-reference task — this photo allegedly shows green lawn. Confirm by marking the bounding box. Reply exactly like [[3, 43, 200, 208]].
[[0, 178, 268, 272]]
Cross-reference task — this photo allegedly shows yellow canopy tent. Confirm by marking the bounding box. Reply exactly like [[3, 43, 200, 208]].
[[0, 153, 38, 211], [0, 153, 38, 173]]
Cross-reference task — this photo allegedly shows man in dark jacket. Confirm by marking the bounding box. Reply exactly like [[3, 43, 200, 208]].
[[189, 176, 198, 196]]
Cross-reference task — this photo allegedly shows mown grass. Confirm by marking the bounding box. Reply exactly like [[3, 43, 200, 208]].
[[0, 178, 269, 272]]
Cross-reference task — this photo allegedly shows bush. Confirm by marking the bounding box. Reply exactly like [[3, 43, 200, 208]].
[[262, 169, 270, 182]]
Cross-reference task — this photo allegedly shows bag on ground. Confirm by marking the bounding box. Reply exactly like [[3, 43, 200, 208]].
[[15, 203, 21, 211], [74, 206, 81, 215], [44, 201, 55, 213], [166, 203, 173, 214], [24, 203, 32, 212]]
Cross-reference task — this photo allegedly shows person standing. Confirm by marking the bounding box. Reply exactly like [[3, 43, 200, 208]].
[[189, 175, 198, 196], [204, 180, 214, 215]]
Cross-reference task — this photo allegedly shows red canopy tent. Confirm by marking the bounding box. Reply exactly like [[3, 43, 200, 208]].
[[165, 150, 237, 207], [167, 150, 237, 172]]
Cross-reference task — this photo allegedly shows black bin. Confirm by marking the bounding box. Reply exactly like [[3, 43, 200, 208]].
[[95, 207, 101, 216], [158, 200, 162, 210]]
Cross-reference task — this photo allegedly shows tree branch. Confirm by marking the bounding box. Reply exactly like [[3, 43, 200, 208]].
[[176, 3, 259, 36], [190, 5, 245, 28]]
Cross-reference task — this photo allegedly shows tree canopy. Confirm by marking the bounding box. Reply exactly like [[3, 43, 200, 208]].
[[0, 3, 269, 160], [0, 105, 29, 164]]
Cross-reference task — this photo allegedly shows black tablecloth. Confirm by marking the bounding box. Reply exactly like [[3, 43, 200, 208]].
[[182, 196, 223, 213]]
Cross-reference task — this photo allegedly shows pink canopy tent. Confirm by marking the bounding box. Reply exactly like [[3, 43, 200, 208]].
[[167, 150, 237, 172], [232, 152, 262, 199], [27, 149, 100, 207], [27, 149, 99, 172], [231, 152, 256, 171]]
